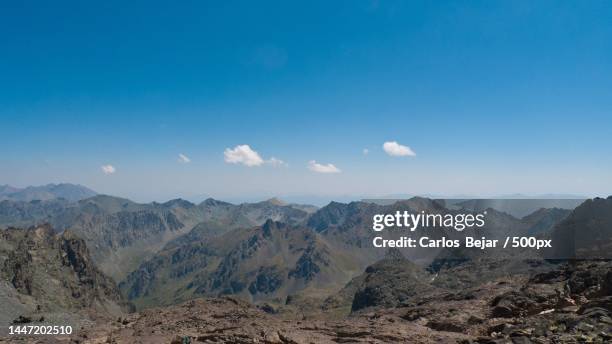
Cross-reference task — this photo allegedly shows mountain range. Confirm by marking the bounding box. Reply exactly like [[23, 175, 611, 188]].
[[1, 193, 314, 282], [0, 183, 97, 202], [0, 185, 610, 343]]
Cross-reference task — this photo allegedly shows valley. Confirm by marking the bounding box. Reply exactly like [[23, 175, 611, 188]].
[[0, 185, 610, 343]]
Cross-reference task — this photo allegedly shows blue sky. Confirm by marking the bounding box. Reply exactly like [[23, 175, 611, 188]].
[[1, 1, 611, 203]]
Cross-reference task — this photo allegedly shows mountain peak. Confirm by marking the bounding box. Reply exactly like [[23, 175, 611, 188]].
[[161, 198, 195, 208], [200, 198, 233, 207], [264, 197, 286, 206]]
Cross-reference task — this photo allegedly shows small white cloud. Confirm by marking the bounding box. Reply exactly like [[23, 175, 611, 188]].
[[383, 141, 416, 157], [308, 160, 341, 173], [101, 164, 116, 175], [267, 157, 288, 167], [224, 145, 264, 167], [363, 148, 369, 155], [178, 153, 191, 163]]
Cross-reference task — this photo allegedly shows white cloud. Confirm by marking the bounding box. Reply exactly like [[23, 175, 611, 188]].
[[224, 145, 264, 167], [178, 153, 191, 163], [308, 160, 341, 173], [383, 141, 416, 157], [101, 164, 116, 174], [267, 157, 288, 167], [363, 148, 369, 155]]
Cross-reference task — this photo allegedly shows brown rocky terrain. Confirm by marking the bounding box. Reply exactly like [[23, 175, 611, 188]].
[[2, 260, 609, 343]]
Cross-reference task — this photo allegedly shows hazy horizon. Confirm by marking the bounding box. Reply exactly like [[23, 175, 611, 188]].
[[0, 181, 596, 207]]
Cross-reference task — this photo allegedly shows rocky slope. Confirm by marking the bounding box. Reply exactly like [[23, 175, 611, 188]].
[[427, 206, 571, 274], [520, 207, 572, 235], [120, 220, 361, 310], [547, 196, 612, 259], [6, 260, 609, 343], [308, 198, 457, 266], [0, 198, 73, 229], [0, 225, 130, 329], [322, 249, 434, 314]]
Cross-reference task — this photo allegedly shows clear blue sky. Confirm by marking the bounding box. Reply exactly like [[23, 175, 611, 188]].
[[1, 1, 611, 202]]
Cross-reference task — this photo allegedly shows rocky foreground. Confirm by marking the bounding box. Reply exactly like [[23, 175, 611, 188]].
[[2, 260, 610, 344]]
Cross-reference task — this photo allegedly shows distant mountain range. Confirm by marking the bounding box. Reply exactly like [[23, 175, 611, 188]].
[[0, 183, 97, 202], [0, 194, 316, 282], [447, 198, 584, 218]]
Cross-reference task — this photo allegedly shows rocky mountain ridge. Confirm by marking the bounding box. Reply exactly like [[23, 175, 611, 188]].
[[0, 224, 130, 328], [0, 195, 315, 282], [120, 219, 361, 309]]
